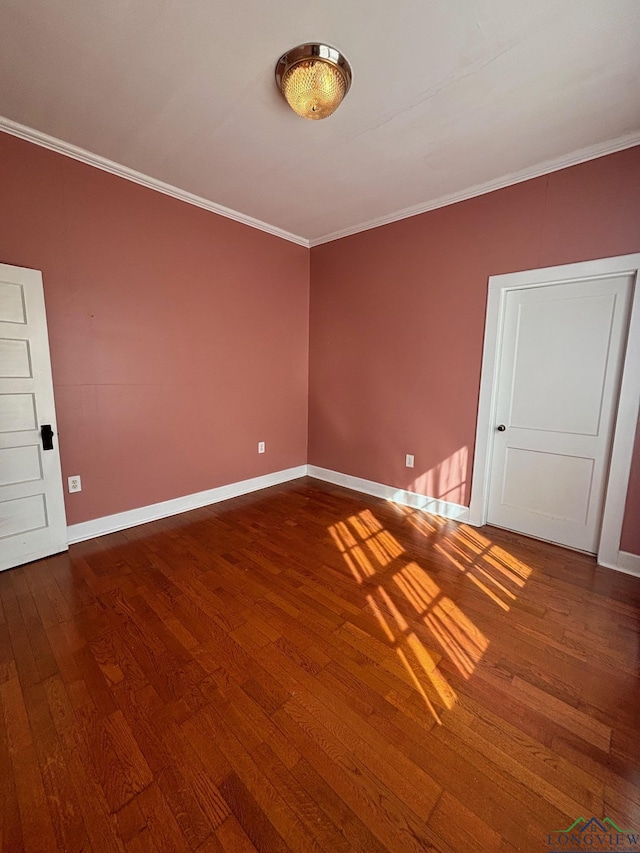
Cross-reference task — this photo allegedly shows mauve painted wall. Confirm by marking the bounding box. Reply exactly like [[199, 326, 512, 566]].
[[308, 146, 640, 555], [0, 132, 309, 525]]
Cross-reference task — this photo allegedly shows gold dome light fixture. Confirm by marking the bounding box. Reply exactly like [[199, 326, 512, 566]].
[[275, 43, 352, 120]]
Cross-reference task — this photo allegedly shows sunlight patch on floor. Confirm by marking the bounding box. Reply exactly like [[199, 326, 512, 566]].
[[328, 502, 533, 720]]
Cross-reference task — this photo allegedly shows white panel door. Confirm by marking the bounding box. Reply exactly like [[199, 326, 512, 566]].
[[0, 263, 67, 571], [487, 274, 632, 553]]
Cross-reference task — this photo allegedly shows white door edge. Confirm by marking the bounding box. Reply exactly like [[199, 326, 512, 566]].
[[0, 263, 68, 570], [469, 253, 640, 568]]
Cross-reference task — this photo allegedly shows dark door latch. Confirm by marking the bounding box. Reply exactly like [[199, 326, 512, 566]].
[[41, 424, 54, 451]]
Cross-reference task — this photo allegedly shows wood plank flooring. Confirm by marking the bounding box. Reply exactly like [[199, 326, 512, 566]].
[[1, 477, 639, 851]]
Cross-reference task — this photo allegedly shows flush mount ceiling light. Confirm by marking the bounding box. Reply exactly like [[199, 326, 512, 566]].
[[275, 43, 352, 120]]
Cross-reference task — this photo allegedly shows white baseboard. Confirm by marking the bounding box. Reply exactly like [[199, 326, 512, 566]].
[[307, 465, 470, 522], [67, 465, 308, 544], [584, 551, 640, 578], [612, 550, 640, 578], [66, 462, 639, 578]]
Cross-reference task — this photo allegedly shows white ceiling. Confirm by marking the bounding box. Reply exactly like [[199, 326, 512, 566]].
[[1, 0, 639, 246]]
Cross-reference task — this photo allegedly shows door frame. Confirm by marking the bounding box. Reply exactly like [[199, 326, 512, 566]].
[[468, 254, 640, 572]]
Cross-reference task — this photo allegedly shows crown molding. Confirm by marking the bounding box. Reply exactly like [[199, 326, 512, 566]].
[[0, 116, 310, 248], [309, 131, 640, 247], [3, 116, 638, 251]]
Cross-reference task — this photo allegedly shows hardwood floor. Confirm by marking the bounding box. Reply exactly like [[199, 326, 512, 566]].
[[1, 478, 639, 852]]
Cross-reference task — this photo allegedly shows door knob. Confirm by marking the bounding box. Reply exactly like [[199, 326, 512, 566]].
[[496, 424, 506, 432], [41, 424, 54, 450]]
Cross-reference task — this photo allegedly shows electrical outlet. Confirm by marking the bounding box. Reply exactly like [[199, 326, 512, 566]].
[[68, 475, 82, 493], [405, 454, 414, 468], [258, 441, 266, 454]]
